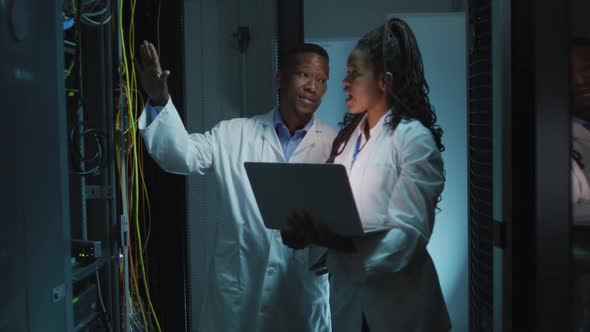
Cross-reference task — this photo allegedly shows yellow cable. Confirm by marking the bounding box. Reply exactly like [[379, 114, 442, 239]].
[[130, 0, 160, 329], [133, 103, 162, 331], [130, 236, 148, 330], [128, 231, 136, 319], [132, 145, 150, 331], [120, 0, 141, 328], [132, 44, 152, 255], [129, 4, 137, 123], [65, 59, 75, 78], [139, 140, 152, 253], [125, 130, 142, 327], [119, 0, 132, 121], [119, 0, 162, 328], [147, 0, 161, 251], [132, 2, 160, 330]]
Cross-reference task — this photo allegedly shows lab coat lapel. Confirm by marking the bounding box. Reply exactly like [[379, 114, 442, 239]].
[[259, 109, 285, 159], [359, 115, 389, 172], [349, 113, 388, 188], [290, 119, 322, 161]]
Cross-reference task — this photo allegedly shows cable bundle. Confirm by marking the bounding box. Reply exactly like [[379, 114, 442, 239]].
[[117, 0, 162, 331], [64, 0, 112, 26], [64, 0, 107, 178], [64, 0, 163, 329]]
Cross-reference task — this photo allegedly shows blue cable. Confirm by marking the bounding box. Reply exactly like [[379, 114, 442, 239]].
[[63, 17, 74, 30]]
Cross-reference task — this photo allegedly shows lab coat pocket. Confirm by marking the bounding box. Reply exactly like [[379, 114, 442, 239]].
[[365, 160, 398, 198], [214, 240, 241, 295]]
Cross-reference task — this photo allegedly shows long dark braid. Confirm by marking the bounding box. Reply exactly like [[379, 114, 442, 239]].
[[378, 18, 443, 152], [326, 112, 365, 163], [327, 17, 444, 165]]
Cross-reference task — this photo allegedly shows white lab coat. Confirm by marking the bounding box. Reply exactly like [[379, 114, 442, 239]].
[[573, 121, 590, 184], [327, 112, 451, 332], [138, 100, 336, 332], [572, 157, 590, 204], [572, 121, 590, 224]]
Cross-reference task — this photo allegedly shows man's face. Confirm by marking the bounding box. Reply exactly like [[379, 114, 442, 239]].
[[277, 52, 329, 119], [572, 46, 590, 113]]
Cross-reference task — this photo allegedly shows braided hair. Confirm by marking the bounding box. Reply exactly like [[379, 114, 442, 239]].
[[327, 17, 444, 163]]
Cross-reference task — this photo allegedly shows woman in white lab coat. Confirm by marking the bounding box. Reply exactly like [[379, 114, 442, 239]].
[[282, 18, 451, 332]]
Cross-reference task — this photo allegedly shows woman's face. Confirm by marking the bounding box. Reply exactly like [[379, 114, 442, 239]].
[[343, 48, 388, 114]]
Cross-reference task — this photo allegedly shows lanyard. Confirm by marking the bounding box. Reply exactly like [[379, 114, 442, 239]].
[[351, 134, 363, 167]]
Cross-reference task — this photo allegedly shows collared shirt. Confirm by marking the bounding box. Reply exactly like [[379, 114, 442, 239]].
[[145, 101, 164, 124], [273, 110, 314, 161]]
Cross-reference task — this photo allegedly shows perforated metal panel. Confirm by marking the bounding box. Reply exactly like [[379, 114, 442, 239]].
[[182, 1, 277, 330], [468, 0, 494, 331], [183, 0, 244, 330]]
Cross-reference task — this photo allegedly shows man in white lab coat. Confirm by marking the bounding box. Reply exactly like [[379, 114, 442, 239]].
[[135, 40, 336, 331], [571, 41, 590, 332], [572, 42, 590, 206]]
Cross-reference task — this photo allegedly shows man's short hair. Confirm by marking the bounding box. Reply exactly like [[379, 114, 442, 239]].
[[279, 43, 329, 72]]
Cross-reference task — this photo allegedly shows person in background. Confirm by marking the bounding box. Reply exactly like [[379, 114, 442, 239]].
[[572, 41, 590, 205], [570, 39, 590, 332], [281, 18, 451, 332], [135, 41, 336, 332]]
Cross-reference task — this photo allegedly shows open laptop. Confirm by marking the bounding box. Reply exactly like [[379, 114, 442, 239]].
[[244, 162, 367, 237]]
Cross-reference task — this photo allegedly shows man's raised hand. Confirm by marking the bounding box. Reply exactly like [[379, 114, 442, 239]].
[[135, 40, 170, 106]]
